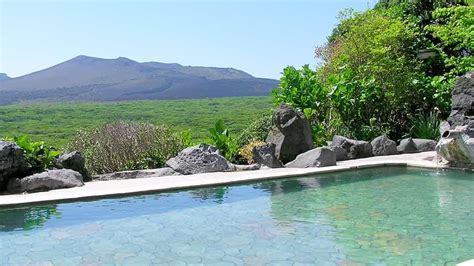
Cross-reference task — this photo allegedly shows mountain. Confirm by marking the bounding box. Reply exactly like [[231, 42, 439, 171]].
[[0, 73, 10, 81], [0, 56, 279, 105]]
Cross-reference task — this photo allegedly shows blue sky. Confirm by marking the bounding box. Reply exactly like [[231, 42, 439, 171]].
[[0, 0, 376, 79]]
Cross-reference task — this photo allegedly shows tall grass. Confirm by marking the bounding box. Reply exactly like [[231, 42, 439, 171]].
[[409, 112, 441, 140], [0, 97, 272, 147]]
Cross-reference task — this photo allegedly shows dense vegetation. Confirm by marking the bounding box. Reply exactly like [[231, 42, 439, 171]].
[[273, 0, 473, 144], [0, 97, 272, 147], [3, 135, 61, 172]]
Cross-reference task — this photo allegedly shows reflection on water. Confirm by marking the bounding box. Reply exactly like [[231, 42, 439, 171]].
[[0, 205, 60, 231], [189, 187, 229, 203], [0, 167, 392, 231], [0, 167, 473, 265], [0, 186, 236, 231]]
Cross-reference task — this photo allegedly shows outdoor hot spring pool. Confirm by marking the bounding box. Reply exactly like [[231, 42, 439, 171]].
[[1, 167, 473, 265]]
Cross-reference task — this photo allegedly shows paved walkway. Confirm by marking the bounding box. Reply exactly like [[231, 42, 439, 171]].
[[0, 151, 445, 207]]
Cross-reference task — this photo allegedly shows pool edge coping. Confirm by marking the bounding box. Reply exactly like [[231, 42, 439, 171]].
[[0, 151, 469, 208]]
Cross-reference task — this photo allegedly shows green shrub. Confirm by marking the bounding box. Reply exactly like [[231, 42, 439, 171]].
[[3, 135, 61, 171], [272, 65, 331, 124], [66, 121, 187, 175], [271, 66, 344, 145], [238, 140, 266, 164], [208, 120, 238, 161], [324, 10, 431, 139], [235, 114, 272, 147], [408, 112, 441, 140], [425, 6, 474, 116]]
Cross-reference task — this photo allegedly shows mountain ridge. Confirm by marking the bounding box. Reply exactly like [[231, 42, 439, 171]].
[[0, 56, 278, 105], [0, 73, 10, 81]]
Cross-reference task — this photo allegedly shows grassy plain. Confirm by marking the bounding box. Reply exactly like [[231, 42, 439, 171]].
[[0, 96, 273, 147]]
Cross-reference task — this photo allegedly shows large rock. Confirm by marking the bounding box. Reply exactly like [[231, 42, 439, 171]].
[[285, 147, 336, 168], [437, 125, 474, 167], [95, 167, 179, 181], [397, 138, 419, 154], [328, 146, 348, 161], [266, 104, 314, 163], [7, 169, 84, 193], [371, 135, 398, 156], [331, 135, 373, 159], [447, 71, 474, 130], [251, 143, 284, 168], [0, 141, 29, 191], [55, 151, 91, 181], [413, 139, 437, 152], [436, 72, 474, 167], [166, 144, 232, 175]]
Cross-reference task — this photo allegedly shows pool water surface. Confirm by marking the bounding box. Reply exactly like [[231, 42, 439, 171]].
[[0, 167, 473, 265]]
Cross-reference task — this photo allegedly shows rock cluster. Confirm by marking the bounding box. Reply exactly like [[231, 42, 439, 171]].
[[0, 141, 29, 191], [327, 135, 436, 161], [0, 142, 90, 194], [437, 71, 474, 167]]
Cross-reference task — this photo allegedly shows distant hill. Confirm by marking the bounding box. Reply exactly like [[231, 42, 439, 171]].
[[0, 56, 279, 105], [0, 73, 10, 81]]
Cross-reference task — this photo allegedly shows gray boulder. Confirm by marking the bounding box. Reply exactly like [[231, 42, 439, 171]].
[[251, 143, 284, 168], [435, 72, 474, 167], [95, 167, 179, 181], [437, 125, 474, 167], [266, 104, 314, 163], [328, 146, 348, 161], [371, 135, 398, 156], [413, 139, 437, 152], [55, 151, 91, 181], [331, 135, 373, 159], [166, 144, 232, 175], [285, 147, 336, 168], [447, 71, 474, 130], [0, 141, 29, 191], [397, 138, 419, 154], [7, 169, 84, 193]]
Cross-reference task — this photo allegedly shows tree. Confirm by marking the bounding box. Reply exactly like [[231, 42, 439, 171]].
[[316, 10, 429, 139]]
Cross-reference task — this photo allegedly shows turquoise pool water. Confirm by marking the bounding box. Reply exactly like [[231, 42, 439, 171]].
[[0, 167, 473, 265]]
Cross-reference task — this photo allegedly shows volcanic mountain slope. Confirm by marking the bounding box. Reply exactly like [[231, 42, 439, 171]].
[[0, 56, 279, 105], [0, 73, 10, 81]]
